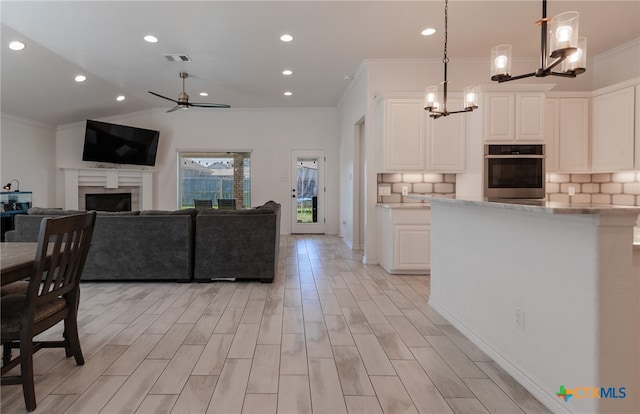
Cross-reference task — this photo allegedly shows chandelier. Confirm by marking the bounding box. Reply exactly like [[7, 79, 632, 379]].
[[491, 0, 587, 82], [424, 0, 478, 119]]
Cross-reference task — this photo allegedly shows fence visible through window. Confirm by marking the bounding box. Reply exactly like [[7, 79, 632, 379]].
[[178, 152, 251, 209]]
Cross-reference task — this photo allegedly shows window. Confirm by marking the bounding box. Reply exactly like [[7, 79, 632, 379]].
[[178, 152, 251, 209]]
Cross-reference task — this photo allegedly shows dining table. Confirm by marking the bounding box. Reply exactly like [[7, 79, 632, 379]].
[[0, 242, 39, 286]]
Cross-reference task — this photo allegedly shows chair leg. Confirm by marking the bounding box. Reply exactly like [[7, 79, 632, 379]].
[[19, 336, 36, 412], [64, 315, 84, 365], [2, 343, 12, 366]]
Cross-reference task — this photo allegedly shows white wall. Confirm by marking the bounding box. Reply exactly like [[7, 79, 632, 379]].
[[54, 107, 340, 235], [592, 38, 640, 90], [1, 113, 57, 207], [337, 63, 368, 250]]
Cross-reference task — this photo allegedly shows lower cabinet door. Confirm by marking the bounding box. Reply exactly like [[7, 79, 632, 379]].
[[394, 225, 430, 271]]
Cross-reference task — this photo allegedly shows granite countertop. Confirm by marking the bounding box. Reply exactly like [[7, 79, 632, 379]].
[[377, 202, 430, 209], [408, 194, 640, 216]]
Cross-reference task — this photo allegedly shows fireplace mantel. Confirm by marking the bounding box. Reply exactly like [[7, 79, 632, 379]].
[[62, 168, 153, 210]]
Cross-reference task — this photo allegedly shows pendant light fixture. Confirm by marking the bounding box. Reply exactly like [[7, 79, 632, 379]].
[[424, 0, 478, 119], [491, 0, 587, 82]]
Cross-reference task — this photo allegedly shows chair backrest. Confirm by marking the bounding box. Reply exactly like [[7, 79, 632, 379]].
[[25, 212, 97, 319], [194, 199, 213, 210], [217, 198, 236, 210]]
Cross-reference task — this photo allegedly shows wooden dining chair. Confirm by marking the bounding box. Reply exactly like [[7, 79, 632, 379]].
[[1, 211, 96, 412]]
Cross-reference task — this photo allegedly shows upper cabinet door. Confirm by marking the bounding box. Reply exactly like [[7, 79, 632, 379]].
[[483, 92, 514, 142], [516, 92, 545, 141], [592, 86, 635, 172], [377, 98, 426, 172], [426, 98, 466, 172], [483, 91, 545, 142], [545, 98, 560, 172], [558, 98, 590, 172]]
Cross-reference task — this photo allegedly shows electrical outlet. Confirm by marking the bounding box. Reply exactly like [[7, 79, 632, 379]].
[[402, 186, 409, 196], [514, 308, 525, 331], [378, 186, 391, 196], [568, 186, 576, 196]]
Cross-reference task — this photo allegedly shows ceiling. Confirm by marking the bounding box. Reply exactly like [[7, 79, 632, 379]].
[[1, 1, 639, 126]]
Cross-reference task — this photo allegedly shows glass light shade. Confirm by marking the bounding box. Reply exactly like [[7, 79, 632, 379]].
[[424, 86, 439, 110], [464, 86, 478, 109], [491, 44, 511, 78], [549, 11, 579, 58], [562, 37, 587, 73]]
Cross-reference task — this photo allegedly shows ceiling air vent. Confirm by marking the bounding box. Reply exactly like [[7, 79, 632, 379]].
[[163, 54, 192, 62]]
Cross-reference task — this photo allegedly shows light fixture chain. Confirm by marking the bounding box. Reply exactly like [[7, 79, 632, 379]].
[[443, 0, 449, 63]]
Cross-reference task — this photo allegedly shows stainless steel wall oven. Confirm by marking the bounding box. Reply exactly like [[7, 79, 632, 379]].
[[484, 144, 545, 199]]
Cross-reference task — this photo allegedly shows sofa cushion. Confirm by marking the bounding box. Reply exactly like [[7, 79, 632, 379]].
[[96, 210, 141, 216], [141, 208, 198, 217], [198, 208, 274, 215], [255, 200, 280, 211], [28, 207, 82, 215]]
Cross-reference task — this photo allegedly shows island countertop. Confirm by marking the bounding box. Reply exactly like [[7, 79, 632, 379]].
[[376, 202, 430, 209], [407, 194, 640, 215]]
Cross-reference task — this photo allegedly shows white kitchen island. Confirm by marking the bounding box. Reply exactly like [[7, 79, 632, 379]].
[[420, 196, 640, 414]]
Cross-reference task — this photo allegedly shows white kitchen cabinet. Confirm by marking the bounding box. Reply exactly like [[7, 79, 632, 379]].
[[425, 98, 466, 172], [592, 86, 635, 172], [377, 205, 430, 274], [376, 96, 426, 172], [483, 91, 545, 142], [545, 98, 560, 171], [546, 97, 590, 172], [636, 85, 640, 169], [483, 92, 514, 142]]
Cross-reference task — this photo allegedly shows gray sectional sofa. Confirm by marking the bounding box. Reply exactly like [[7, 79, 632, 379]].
[[194, 201, 280, 282], [5, 201, 281, 283]]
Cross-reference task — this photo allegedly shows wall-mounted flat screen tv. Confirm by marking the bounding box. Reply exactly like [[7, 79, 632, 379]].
[[82, 120, 159, 166]]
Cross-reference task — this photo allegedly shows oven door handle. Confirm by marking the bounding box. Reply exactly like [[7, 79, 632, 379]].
[[485, 155, 545, 159]]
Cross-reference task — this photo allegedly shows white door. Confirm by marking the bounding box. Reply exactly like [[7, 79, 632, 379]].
[[291, 149, 325, 234]]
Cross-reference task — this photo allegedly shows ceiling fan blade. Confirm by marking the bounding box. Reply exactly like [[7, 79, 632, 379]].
[[189, 103, 231, 109], [166, 105, 182, 113], [148, 91, 179, 103]]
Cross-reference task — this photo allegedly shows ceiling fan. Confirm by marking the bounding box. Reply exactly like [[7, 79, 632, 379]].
[[148, 72, 230, 112]]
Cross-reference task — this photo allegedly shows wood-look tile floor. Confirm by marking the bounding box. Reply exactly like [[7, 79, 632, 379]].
[[1, 235, 552, 414]]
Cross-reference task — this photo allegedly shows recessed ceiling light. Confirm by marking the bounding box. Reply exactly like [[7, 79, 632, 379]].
[[282, 69, 293, 76], [199, 92, 209, 97], [9, 41, 25, 51], [116, 95, 126, 102], [284, 91, 293, 96], [75, 75, 87, 82], [144, 35, 158, 43], [421, 28, 437, 36], [280, 34, 293, 42]]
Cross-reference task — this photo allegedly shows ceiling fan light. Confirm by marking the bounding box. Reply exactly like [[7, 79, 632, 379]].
[[549, 11, 579, 58], [490, 44, 511, 80]]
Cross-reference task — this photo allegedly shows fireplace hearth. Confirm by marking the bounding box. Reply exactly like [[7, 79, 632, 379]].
[[86, 193, 132, 212]]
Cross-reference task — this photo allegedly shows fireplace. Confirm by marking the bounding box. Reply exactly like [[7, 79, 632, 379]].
[[63, 168, 153, 210], [86, 193, 132, 212]]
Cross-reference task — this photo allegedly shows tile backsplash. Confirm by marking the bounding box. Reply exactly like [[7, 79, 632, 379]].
[[546, 172, 640, 206], [377, 171, 640, 207], [377, 173, 456, 203]]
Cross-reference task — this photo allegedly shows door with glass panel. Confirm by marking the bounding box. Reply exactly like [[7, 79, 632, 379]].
[[291, 149, 325, 234]]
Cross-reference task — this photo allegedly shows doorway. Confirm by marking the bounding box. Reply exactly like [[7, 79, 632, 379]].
[[291, 149, 325, 234], [354, 118, 366, 250]]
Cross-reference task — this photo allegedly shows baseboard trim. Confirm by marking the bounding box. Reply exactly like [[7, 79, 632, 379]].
[[428, 298, 572, 414]]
